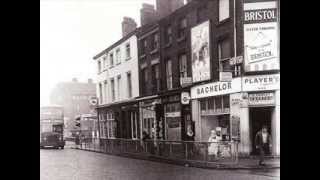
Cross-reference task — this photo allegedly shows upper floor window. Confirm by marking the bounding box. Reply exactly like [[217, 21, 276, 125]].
[[109, 53, 114, 67], [110, 78, 115, 102], [117, 75, 121, 100], [98, 60, 102, 73], [141, 68, 148, 94], [127, 72, 132, 98], [116, 48, 121, 64], [103, 56, 107, 69], [218, 38, 231, 72], [166, 59, 173, 90], [178, 18, 187, 39], [219, 0, 230, 21], [179, 54, 188, 79], [152, 64, 160, 93], [104, 80, 108, 103], [125, 43, 131, 59], [140, 39, 147, 55], [197, 6, 207, 23], [165, 26, 172, 44], [151, 33, 159, 51], [99, 83, 103, 104]]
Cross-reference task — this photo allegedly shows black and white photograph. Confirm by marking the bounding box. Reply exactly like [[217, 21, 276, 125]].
[[40, 0, 280, 179]]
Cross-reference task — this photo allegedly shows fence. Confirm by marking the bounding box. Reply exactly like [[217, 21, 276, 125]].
[[71, 138, 239, 165]]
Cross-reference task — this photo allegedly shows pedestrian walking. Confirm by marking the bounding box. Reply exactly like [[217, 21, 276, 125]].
[[142, 130, 151, 153], [208, 130, 221, 161], [185, 124, 195, 157], [255, 125, 272, 166]]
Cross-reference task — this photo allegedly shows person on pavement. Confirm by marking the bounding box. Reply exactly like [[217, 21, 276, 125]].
[[208, 130, 221, 161], [255, 125, 272, 166]]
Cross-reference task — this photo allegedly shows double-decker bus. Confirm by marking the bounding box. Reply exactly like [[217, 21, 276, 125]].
[[40, 105, 65, 149]]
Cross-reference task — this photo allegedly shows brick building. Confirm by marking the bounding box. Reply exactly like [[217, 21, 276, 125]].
[[50, 78, 96, 135]]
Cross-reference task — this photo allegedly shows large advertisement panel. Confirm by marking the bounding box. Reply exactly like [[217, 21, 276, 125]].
[[191, 20, 211, 82], [243, 0, 279, 72]]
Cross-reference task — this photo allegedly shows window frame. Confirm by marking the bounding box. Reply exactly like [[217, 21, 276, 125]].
[[166, 59, 173, 90]]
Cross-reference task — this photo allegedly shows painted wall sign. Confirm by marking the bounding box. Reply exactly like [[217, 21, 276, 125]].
[[242, 74, 280, 91], [248, 92, 275, 106], [191, 20, 211, 82], [191, 78, 241, 99], [243, 0, 279, 72]]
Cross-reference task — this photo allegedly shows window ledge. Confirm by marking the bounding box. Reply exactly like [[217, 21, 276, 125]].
[[150, 48, 159, 55], [217, 17, 231, 26], [139, 54, 146, 59], [177, 36, 186, 43], [164, 42, 172, 49]]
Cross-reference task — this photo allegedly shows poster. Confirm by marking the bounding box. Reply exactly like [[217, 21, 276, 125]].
[[191, 20, 211, 82], [243, 0, 279, 72]]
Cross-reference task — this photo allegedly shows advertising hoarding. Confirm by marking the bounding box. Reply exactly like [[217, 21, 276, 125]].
[[191, 20, 211, 82], [243, 0, 279, 72]]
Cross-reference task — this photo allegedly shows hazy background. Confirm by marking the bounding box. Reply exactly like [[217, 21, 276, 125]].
[[40, 0, 156, 107]]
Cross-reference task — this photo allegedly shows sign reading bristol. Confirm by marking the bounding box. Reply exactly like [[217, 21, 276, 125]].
[[243, 0, 279, 72]]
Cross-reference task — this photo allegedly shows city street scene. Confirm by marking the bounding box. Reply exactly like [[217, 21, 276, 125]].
[[40, 0, 280, 179]]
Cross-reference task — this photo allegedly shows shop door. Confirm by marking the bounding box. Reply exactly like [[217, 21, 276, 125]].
[[250, 107, 273, 155]]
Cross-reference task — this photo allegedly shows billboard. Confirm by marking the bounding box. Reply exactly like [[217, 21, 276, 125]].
[[243, 0, 279, 72], [191, 20, 211, 82]]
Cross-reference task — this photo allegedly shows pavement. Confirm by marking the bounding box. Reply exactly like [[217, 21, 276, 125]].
[[40, 147, 280, 180], [68, 141, 280, 170]]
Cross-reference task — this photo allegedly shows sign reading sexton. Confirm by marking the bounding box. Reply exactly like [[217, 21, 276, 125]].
[[243, 0, 279, 72], [191, 20, 211, 83]]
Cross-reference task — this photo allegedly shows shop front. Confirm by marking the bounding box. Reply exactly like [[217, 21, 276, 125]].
[[190, 78, 242, 143], [241, 74, 280, 156]]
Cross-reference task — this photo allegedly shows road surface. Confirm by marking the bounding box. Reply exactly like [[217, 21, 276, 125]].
[[40, 148, 280, 180]]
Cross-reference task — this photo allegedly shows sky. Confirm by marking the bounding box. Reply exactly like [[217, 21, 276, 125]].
[[40, 0, 156, 107]]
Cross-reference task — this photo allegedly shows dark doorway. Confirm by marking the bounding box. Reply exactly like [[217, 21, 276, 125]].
[[249, 107, 273, 155]]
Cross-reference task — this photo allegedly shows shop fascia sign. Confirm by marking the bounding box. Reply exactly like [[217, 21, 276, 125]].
[[191, 78, 242, 99], [242, 74, 280, 92], [181, 92, 190, 105], [248, 92, 275, 106], [165, 112, 181, 117]]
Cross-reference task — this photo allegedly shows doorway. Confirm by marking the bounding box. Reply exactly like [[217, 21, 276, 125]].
[[249, 106, 273, 155]]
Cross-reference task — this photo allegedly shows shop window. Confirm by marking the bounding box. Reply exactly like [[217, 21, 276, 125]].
[[215, 96, 222, 113], [106, 112, 116, 138]]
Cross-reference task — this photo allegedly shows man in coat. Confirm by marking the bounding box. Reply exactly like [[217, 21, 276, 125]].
[[255, 125, 272, 166]]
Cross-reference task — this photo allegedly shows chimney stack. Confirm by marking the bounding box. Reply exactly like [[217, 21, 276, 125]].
[[122, 17, 137, 37], [156, 0, 184, 19], [140, 3, 157, 26], [72, 78, 78, 83]]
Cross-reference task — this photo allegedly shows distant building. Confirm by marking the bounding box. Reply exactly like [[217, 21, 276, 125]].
[[50, 78, 96, 133]]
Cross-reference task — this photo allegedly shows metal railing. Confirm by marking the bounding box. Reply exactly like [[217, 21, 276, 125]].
[[71, 138, 239, 164]]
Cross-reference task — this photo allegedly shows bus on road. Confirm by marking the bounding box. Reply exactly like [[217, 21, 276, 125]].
[[40, 105, 65, 149]]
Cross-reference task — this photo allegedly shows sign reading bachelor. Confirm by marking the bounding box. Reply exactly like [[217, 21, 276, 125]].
[[191, 20, 211, 83], [243, 0, 279, 72]]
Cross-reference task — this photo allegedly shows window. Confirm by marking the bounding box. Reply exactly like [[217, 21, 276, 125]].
[[179, 54, 188, 79], [151, 33, 159, 50], [165, 26, 172, 44], [117, 75, 121, 100], [111, 78, 115, 101], [104, 80, 108, 103], [98, 61, 102, 73], [140, 39, 147, 55], [125, 43, 131, 59], [197, 6, 207, 23], [218, 39, 231, 72], [127, 72, 132, 98], [166, 59, 173, 90], [106, 112, 116, 138], [109, 53, 114, 67], [103, 56, 107, 69], [141, 68, 148, 94], [99, 83, 103, 104], [116, 48, 121, 64], [178, 18, 187, 39], [152, 64, 160, 92], [219, 0, 230, 21]]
